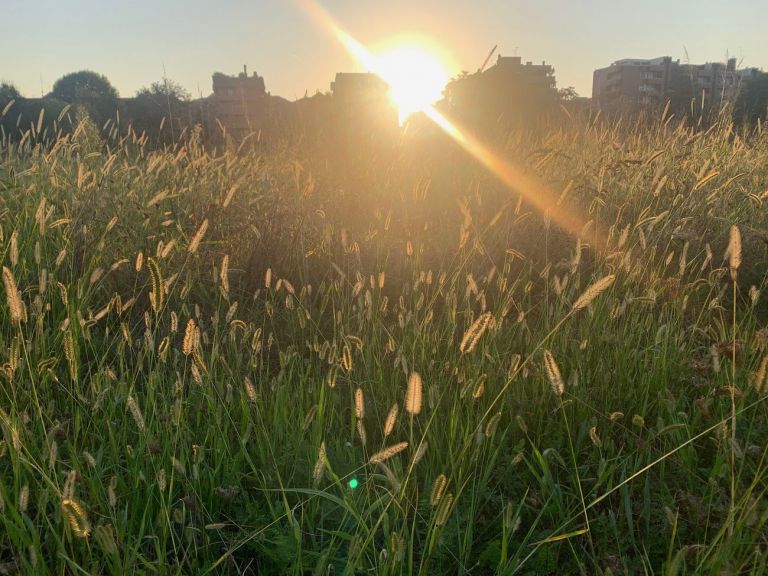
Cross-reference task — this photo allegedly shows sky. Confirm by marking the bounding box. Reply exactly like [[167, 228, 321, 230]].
[[3, 0, 768, 100]]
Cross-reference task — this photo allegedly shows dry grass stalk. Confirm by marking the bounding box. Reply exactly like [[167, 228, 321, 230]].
[[9, 231, 18, 267], [354, 387, 365, 419], [108, 477, 117, 508], [3, 266, 26, 323], [220, 255, 230, 297], [188, 219, 209, 254], [340, 345, 353, 372], [356, 420, 367, 445], [543, 350, 565, 397], [383, 403, 399, 437], [485, 412, 502, 437], [376, 462, 401, 491], [147, 257, 164, 312], [460, 312, 492, 353], [312, 441, 326, 486], [61, 498, 91, 538], [589, 426, 602, 447], [405, 372, 423, 415], [126, 395, 146, 432], [182, 319, 197, 355], [430, 474, 447, 506], [572, 274, 615, 312], [411, 441, 428, 467], [435, 493, 454, 526], [64, 330, 77, 381], [18, 485, 29, 513], [728, 225, 742, 281], [369, 441, 408, 464]]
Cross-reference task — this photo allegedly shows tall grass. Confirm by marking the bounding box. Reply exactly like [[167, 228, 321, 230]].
[[0, 105, 767, 574]]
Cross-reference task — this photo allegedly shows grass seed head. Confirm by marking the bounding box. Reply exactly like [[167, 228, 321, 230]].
[[460, 312, 492, 354], [728, 224, 742, 280], [383, 403, 399, 437], [369, 441, 408, 464], [61, 498, 91, 538], [543, 350, 565, 398], [405, 372, 423, 415], [2, 266, 26, 323], [188, 219, 209, 254], [126, 395, 146, 432], [354, 387, 365, 419], [312, 441, 326, 486], [572, 274, 615, 312], [430, 473, 447, 506]]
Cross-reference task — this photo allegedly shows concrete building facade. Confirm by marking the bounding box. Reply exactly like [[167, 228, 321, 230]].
[[593, 56, 748, 111], [211, 67, 270, 139]]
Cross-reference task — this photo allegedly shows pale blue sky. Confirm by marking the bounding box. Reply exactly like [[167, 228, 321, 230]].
[[3, 1, 766, 100]]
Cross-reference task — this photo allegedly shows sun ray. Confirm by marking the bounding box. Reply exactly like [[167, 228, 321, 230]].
[[298, 0, 603, 244]]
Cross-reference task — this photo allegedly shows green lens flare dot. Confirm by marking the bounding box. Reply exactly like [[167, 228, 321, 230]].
[[348, 478, 359, 490]]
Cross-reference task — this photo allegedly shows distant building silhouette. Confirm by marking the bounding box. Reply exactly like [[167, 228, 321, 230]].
[[593, 56, 757, 114], [329, 72, 398, 133], [443, 55, 558, 129], [593, 57, 676, 108], [210, 67, 272, 140], [330, 73, 388, 104]]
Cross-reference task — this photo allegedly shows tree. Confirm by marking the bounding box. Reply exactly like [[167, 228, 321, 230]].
[[50, 70, 119, 128], [734, 73, 768, 125], [557, 86, 579, 101], [0, 82, 20, 105], [136, 79, 190, 103], [129, 78, 191, 142]]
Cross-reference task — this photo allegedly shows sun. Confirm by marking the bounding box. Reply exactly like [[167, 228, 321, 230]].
[[375, 45, 450, 123]]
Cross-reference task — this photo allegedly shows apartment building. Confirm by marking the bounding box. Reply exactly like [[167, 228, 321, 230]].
[[211, 67, 270, 139], [593, 56, 748, 111], [592, 57, 676, 107]]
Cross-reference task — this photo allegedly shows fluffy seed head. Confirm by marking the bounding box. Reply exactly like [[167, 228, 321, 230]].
[[61, 498, 91, 538], [430, 474, 447, 506], [188, 219, 209, 254], [182, 319, 197, 356], [126, 395, 146, 432], [312, 441, 326, 486], [369, 441, 408, 464], [435, 493, 454, 526], [220, 255, 230, 297], [383, 403, 399, 437], [3, 266, 26, 323], [356, 420, 367, 445], [728, 225, 742, 280], [354, 387, 365, 419], [572, 274, 615, 312], [589, 426, 602, 447], [543, 350, 565, 397], [405, 372, 423, 415], [460, 312, 492, 354]]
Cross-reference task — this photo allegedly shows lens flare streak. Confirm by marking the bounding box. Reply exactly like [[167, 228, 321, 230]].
[[299, 0, 595, 242]]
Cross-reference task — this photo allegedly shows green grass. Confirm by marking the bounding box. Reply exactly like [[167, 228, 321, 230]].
[[1, 106, 768, 574]]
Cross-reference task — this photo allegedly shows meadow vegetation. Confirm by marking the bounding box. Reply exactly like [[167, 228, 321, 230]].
[[0, 102, 767, 574]]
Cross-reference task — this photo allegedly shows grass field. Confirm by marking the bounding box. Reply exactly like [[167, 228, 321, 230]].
[[1, 106, 768, 575]]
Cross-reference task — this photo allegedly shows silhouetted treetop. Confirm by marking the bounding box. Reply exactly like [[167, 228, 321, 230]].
[[136, 79, 190, 103], [51, 70, 118, 103], [0, 82, 21, 103]]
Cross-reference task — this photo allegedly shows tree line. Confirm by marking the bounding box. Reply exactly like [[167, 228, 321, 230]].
[[2, 67, 768, 149], [0, 70, 201, 145]]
